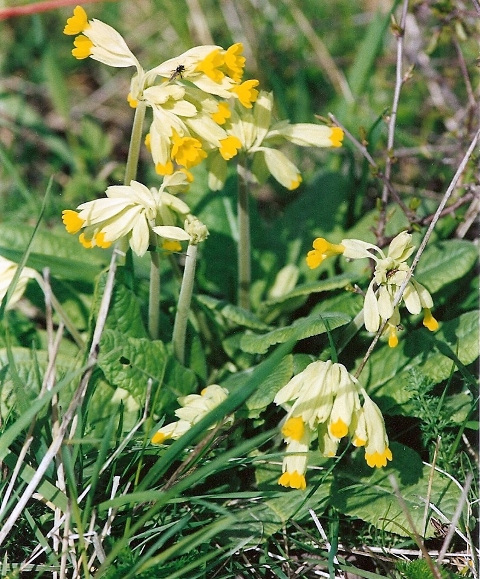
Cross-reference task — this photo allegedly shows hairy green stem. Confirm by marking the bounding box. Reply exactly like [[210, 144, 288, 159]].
[[237, 159, 251, 310], [173, 242, 198, 364], [124, 100, 146, 185], [148, 247, 160, 340]]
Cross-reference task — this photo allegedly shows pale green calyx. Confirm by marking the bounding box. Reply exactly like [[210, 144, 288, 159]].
[[184, 215, 209, 244]]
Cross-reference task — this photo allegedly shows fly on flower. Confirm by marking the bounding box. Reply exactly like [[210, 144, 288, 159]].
[[169, 64, 186, 82]]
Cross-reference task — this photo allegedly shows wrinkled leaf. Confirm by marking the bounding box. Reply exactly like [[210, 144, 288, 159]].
[[362, 311, 479, 414], [98, 330, 168, 404], [261, 273, 356, 309], [94, 271, 148, 339], [331, 443, 462, 538], [416, 239, 477, 293], [241, 311, 351, 354], [196, 294, 271, 331]]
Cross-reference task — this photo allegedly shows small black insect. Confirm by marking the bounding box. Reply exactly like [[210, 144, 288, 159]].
[[169, 64, 185, 82]]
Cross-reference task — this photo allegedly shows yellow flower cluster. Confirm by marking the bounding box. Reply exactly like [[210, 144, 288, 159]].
[[151, 385, 232, 444], [63, 6, 342, 186], [307, 232, 439, 347], [275, 360, 392, 490], [62, 176, 194, 256], [63, 6, 259, 177]]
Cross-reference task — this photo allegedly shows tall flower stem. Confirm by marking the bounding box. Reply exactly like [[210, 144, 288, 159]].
[[124, 101, 146, 185], [173, 242, 198, 364], [237, 158, 251, 311], [149, 245, 160, 340]]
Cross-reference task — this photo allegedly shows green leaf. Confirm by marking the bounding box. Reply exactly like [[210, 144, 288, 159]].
[[335, 3, 400, 122], [331, 443, 461, 537], [246, 354, 294, 418], [363, 311, 479, 414], [345, 8, 395, 99], [241, 311, 351, 354], [196, 294, 271, 331], [2, 453, 68, 512], [94, 270, 148, 339], [416, 240, 478, 293], [0, 223, 108, 283], [0, 347, 78, 418], [97, 330, 168, 404], [261, 274, 356, 307]]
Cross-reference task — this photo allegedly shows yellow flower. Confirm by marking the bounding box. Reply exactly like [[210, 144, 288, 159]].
[[0, 256, 37, 310], [229, 79, 260, 108], [64, 6, 142, 70], [278, 418, 311, 490], [219, 135, 242, 160], [308, 232, 439, 346], [207, 90, 343, 191], [211, 102, 231, 125], [151, 44, 249, 100], [195, 48, 226, 82], [72, 34, 92, 59], [127, 93, 138, 108], [171, 130, 207, 169], [151, 385, 231, 444], [63, 175, 191, 256], [423, 308, 439, 331], [351, 391, 392, 468], [63, 5, 88, 35], [162, 239, 182, 253], [281, 416, 305, 441], [223, 43, 246, 83], [306, 238, 345, 269], [275, 361, 390, 488], [278, 471, 307, 491], [62, 209, 84, 234]]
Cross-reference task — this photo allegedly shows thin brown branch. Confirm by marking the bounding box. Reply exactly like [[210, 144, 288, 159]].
[[420, 190, 477, 225], [0, 0, 115, 21], [328, 113, 417, 222], [355, 127, 480, 378], [389, 475, 443, 579], [376, 0, 410, 243]]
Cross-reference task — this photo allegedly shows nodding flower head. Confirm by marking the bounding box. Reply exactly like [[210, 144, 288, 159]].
[[151, 385, 232, 444], [307, 231, 439, 347], [274, 360, 391, 488]]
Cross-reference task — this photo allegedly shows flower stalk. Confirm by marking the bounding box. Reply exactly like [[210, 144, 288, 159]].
[[172, 217, 209, 364], [237, 157, 251, 310], [124, 100, 146, 185], [172, 242, 197, 364], [148, 245, 161, 340]]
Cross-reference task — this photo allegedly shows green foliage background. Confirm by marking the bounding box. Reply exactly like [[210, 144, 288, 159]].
[[0, 0, 478, 577]]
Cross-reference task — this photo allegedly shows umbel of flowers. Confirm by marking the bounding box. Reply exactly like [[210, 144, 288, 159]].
[[62, 174, 193, 256], [63, 5, 261, 177], [206, 90, 344, 191], [306, 231, 439, 347], [151, 385, 232, 444], [0, 256, 37, 309], [274, 360, 392, 490]]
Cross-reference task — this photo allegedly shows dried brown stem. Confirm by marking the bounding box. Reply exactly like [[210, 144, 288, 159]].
[[375, 0, 410, 244], [0, 0, 115, 21], [355, 127, 480, 378]]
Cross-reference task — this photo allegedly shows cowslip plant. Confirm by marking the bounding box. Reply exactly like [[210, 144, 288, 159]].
[[0, 2, 478, 578], [274, 360, 392, 490], [307, 231, 439, 347]]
